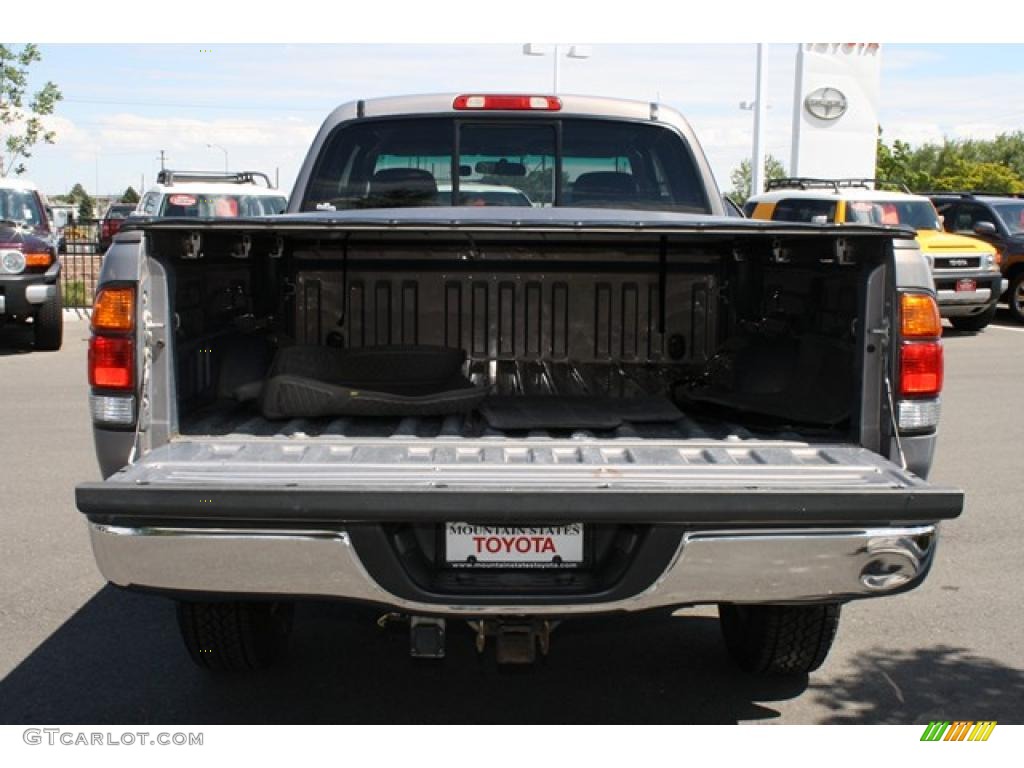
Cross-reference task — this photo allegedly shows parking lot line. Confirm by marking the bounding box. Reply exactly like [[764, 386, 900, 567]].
[[988, 324, 1024, 333]]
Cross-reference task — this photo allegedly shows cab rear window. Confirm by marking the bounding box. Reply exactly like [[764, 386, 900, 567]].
[[303, 117, 710, 213]]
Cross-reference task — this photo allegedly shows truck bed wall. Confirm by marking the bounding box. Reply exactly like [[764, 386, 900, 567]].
[[295, 263, 716, 366]]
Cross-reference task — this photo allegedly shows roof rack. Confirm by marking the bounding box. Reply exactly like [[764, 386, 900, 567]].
[[764, 177, 911, 193], [156, 169, 275, 188]]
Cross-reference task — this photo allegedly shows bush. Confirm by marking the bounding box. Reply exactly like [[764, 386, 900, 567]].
[[62, 280, 89, 308]]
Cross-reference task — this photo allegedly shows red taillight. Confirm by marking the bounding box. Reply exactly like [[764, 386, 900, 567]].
[[89, 336, 134, 390], [453, 94, 562, 111], [102, 221, 113, 238], [899, 341, 943, 397]]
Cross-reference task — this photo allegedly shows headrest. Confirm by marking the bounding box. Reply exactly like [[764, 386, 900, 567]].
[[570, 171, 640, 204], [368, 168, 438, 203]]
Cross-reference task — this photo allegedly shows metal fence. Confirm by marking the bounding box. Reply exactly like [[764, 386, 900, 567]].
[[59, 219, 103, 309]]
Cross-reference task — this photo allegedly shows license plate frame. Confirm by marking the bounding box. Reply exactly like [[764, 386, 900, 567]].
[[956, 278, 977, 293], [443, 523, 586, 569]]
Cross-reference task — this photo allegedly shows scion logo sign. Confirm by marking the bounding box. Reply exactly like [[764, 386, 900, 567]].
[[805, 87, 848, 121], [920, 721, 997, 742]]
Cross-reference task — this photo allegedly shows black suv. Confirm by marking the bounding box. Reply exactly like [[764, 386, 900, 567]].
[[0, 180, 62, 350], [929, 192, 1024, 323]]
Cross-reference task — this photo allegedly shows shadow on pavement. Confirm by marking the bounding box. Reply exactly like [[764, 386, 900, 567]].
[[942, 305, 1022, 337], [990, 305, 1023, 329], [0, 324, 35, 355], [810, 645, 1024, 724], [0, 586, 806, 724]]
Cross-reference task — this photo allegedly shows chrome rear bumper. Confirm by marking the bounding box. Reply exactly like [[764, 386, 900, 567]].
[[88, 522, 937, 615]]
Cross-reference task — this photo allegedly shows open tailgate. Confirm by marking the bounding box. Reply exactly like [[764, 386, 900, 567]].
[[77, 437, 963, 525]]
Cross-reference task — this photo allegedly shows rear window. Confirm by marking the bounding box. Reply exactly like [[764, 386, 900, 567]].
[[771, 198, 838, 223], [302, 117, 710, 213], [105, 205, 136, 220], [159, 194, 287, 217], [845, 200, 941, 230]]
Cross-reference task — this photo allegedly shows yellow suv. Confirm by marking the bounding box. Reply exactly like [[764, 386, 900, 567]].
[[746, 179, 1006, 331]]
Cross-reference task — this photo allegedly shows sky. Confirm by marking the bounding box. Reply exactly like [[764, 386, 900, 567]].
[[12, 42, 1024, 200]]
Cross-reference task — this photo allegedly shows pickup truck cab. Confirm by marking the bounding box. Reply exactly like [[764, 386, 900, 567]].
[[0, 177, 62, 350], [77, 94, 963, 676], [746, 179, 1005, 331]]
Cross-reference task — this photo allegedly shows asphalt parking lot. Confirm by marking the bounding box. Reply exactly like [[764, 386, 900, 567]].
[[0, 311, 1022, 724]]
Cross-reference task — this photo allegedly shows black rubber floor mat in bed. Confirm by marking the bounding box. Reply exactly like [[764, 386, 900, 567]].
[[480, 395, 683, 431], [257, 345, 487, 419]]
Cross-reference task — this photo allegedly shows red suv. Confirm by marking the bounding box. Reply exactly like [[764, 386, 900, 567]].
[[99, 203, 137, 252]]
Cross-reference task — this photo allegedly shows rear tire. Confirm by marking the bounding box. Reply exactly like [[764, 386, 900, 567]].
[[1008, 272, 1024, 324], [719, 603, 840, 676], [950, 304, 996, 332], [33, 290, 63, 351], [176, 600, 294, 672]]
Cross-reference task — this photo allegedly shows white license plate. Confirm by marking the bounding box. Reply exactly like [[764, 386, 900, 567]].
[[956, 278, 977, 292], [445, 523, 584, 568]]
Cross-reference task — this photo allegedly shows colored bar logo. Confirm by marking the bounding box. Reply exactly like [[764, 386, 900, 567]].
[[921, 721, 997, 742]]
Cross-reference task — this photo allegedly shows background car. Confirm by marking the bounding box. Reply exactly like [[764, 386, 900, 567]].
[[134, 170, 288, 221], [435, 182, 534, 207], [0, 178, 62, 350], [930, 192, 1024, 323], [99, 203, 138, 252]]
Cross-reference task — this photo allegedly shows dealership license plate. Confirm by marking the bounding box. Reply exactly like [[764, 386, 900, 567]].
[[445, 523, 584, 568], [956, 278, 977, 292]]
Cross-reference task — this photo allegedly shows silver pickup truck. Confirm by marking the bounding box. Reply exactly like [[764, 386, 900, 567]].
[[76, 93, 963, 676]]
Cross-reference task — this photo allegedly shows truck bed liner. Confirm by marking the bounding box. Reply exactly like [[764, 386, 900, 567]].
[[179, 359, 823, 441]]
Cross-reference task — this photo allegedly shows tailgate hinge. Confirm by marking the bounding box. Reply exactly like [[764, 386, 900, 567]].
[[868, 318, 890, 347]]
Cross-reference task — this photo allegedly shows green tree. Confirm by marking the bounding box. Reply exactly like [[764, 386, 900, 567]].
[[931, 158, 1024, 194], [729, 154, 787, 204], [77, 196, 94, 220], [68, 182, 94, 220], [0, 44, 62, 176], [876, 130, 934, 190], [952, 131, 1024, 180], [121, 186, 140, 204], [876, 129, 1024, 193]]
